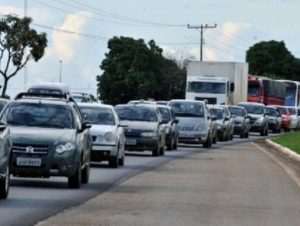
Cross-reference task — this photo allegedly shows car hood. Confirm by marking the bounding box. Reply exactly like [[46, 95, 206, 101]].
[[176, 117, 206, 127], [120, 120, 158, 131], [248, 113, 263, 119], [10, 126, 75, 145], [90, 124, 116, 135]]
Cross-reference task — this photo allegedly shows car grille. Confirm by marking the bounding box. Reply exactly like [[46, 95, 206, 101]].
[[124, 129, 142, 137], [12, 144, 49, 155]]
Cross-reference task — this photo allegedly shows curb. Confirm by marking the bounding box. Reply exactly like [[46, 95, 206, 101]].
[[265, 139, 300, 163]]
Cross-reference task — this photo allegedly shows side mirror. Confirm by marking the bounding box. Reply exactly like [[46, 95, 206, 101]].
[[224, 116, 230, 121], [81, 121, 92, 131], [230, 82, 235, 92], [173, 119, 179, 124]]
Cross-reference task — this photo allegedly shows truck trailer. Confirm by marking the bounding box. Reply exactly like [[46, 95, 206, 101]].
[[186, 61, 249, 105]]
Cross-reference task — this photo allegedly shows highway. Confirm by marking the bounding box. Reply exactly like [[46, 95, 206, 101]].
[[0, 133, 298, 226]]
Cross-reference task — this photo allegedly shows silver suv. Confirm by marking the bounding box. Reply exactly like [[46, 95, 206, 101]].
[[168, 99, 212, 148]]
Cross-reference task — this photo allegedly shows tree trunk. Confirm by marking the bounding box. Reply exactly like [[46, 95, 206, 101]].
[[1, 78, 8, 98]]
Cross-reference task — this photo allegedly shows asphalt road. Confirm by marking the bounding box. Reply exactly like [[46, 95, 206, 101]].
[[0, 132, 287, 226]]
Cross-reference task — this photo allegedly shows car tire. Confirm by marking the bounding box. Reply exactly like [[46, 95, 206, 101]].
[[0, 164, 9, 199], [68, 161, 82, 189], [245, 131, 249, 138], [109, 155, 119, 168], [119, 151, 125, 166], [166, 137, 173, 150], [152, 144, 160, 157], [203, 133, 212, 148], [81, 163, 90, 184], [160, 144, 165, 156]]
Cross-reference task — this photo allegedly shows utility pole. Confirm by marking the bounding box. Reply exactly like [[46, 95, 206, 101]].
[[23, 0, 28, 91], [59, 60, 62, 83], [187, 24, 217, 61]]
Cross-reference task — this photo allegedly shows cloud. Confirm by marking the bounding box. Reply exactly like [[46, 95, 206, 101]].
[[52, 11, 92, 62], [0, 5, 23, 16]]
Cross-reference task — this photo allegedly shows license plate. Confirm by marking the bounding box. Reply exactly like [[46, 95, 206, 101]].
[[17, 157, 42, 167], [126, 139, 137, 145], [180, 132, 193, 138]]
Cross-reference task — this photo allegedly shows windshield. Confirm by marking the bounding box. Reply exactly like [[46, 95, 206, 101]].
[[115, 106, 158, 122], [239, 104, 264, 114], [210, 108, 223, 120], [3, 103, 74, 129], [288, 108, 296, 115], [158, 107, 171, 122], [248, 83, 260, 96], [277, 107, 288, 114], [229, 107, 244, 116], [79, 107, 115, 125], [169, 101, 204, 117], [187, 81, 226, 94], [285, 82, 297, 106], [266, 108, 278, 117]]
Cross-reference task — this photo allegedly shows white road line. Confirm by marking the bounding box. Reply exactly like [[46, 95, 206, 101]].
[[252, 142, 300, 189]]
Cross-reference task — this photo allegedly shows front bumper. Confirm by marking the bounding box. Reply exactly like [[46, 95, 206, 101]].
[[178, 130, 208, 144], [125, 137, 159, 151], [91, 144, 117, 161]]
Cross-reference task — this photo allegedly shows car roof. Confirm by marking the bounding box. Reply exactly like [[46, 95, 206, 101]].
[[169, 99, 205, 104], [28, 82, 70, 92], [238, 102, 265, 106], [77, 102, 114, 110], [115, 103, 158, 110]]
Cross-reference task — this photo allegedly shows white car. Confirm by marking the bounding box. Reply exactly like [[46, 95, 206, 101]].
[[78, 103, 126, 168], [287, 107, 299, 130]]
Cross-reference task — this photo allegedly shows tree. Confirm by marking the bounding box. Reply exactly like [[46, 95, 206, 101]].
[[246, 40, 298, 80], [97, 36, 186, 105], [0, 15, 47, 97]]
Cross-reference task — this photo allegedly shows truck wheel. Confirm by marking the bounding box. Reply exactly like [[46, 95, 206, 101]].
[[68, 162, 82, 189], [0, 164, 9, 199], [81, 163, 90, 184]]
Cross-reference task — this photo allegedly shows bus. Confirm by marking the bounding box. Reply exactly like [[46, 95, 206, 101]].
[[277, 80, 300, 106], [248, 76, 286, 105]]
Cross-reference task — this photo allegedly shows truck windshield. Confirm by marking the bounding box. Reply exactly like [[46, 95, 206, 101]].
[[187, 82, 225, 94], [248, 83, 260, 96]]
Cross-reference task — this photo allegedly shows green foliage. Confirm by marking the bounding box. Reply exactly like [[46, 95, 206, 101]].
[[97, 36, 185, 105], [0, 15, 47, 97], [246, 40, 300, 80]]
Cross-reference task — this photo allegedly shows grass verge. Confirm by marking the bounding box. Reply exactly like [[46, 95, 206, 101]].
[[273, 131, 300, 155]]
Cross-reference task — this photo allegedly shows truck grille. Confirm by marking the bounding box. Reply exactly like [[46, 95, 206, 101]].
[[12, 144, 49, 155], [195, 97, 217, 104]]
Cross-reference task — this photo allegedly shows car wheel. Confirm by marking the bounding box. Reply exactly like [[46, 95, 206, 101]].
[[173, 136, 178, 150], [166, 137, 173, 150], [203, 133, 212, 148], [152, 144, 160, 157], [160, 144, 165, 156], [119, 151, 125, 166], [81, 163, 90, 184], [109, 155, 119, 168], [0, 164, 9, 199], [68, 161, 82, 189], [245, 131, 249, 138]]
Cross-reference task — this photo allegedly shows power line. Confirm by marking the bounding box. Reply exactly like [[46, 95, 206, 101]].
[[205, 33, 246, 53], [56, 0, 186, 27], [215, 29, 252, 48], [187, 24, 217, 61]]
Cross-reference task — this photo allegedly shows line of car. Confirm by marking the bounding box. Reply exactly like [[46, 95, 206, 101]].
[[0, 83, 299, 199]]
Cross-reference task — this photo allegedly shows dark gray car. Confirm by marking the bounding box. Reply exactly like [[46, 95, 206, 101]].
[[115, 104, 166, 156], [228, 105, 251, 138], [0, 95, 92, 188], [0, 122, 12, 199]]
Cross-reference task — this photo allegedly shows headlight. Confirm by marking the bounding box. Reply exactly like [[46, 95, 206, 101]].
[[56, 142, 75, 154], [255, 117, 264, 124], [194, 124, 206, 131], [141, 132, 157, 137], [104, 132, 115, 142]]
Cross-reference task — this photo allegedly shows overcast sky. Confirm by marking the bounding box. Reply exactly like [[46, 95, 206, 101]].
[[1, 0, 299, 98]]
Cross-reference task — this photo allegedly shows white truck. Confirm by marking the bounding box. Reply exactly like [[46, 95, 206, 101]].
[[186, 61, 249, 105]]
